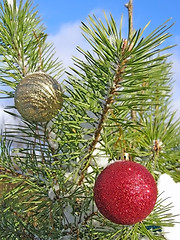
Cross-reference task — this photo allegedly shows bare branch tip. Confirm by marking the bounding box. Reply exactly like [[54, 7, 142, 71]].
[[124, 3, 129, 8]]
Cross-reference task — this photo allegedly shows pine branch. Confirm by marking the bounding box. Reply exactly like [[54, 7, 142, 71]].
[[0, 1, 179, 238], [73, 14, 175, 185], [78, 41, 128, 184]]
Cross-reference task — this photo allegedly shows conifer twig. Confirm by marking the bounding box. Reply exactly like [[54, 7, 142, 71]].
[[78, 2, 136, 185], [78, 42, 128, 185]]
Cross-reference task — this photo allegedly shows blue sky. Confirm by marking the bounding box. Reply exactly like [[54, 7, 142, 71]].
[[33, 0, 180, 36], [0, 0, 180, 127], [32, 0, 180, 54]]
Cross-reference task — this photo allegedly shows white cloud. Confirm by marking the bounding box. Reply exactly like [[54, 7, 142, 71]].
[[47, 9, 107, 71], [48, 21, 89, 71]]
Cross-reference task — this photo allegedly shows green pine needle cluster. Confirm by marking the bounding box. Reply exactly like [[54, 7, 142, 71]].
[[0, 0, 179, 239]]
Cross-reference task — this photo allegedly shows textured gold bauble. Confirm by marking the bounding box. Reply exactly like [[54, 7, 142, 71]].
[[14, 72, 63, 123]]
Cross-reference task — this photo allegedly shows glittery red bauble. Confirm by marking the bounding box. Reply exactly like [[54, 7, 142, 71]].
[[94, 161, 157, 225]]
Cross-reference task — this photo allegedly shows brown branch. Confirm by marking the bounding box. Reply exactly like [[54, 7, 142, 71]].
[[125, 0, 133, 40], [125, 0, 136, 121], [78, 1, 138, 185], [83, 211, 98, 224], [78, 43, 128, 185], [0, 166, 26, 178]]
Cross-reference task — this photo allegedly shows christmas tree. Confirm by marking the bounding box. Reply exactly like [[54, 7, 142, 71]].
[[0, 0, 180, 239]]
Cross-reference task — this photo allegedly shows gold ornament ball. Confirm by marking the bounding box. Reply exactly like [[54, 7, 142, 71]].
[[14, 72, 63, 122]]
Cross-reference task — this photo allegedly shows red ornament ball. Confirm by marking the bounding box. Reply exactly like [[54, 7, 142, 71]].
[[94, 161, 157, 225]]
